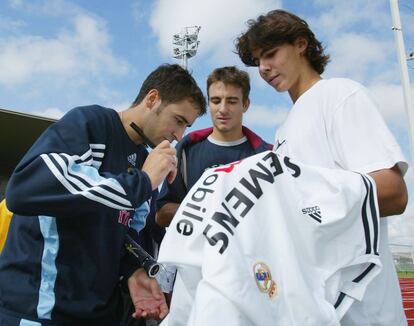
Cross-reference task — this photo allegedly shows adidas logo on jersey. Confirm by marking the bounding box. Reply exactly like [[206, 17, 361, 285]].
[[302, 206, 322, 223], [127, 153, 137, 166]]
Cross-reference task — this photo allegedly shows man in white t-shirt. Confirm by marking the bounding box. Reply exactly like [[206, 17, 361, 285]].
[[236, 9, 408, 326]]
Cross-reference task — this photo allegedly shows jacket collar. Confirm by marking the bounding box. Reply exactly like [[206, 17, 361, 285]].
[[187, 126, 270, 150]]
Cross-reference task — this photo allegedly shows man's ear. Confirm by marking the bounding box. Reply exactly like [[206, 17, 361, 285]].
[[295, 37, 308, 56], [145, 89, 161, 109], [243, 98, 250, 113]]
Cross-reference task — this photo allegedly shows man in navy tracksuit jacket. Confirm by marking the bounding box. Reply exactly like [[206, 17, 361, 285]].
[[0, 64, 206, 326]]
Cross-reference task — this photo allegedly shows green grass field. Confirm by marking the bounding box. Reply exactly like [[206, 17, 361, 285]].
[[398, 271, 414, 278]]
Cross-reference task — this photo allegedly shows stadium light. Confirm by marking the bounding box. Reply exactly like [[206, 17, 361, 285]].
[[390, 0, 414, 168], [172, 26, 201, 70]]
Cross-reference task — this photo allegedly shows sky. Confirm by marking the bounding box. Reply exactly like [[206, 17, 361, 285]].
[[1, 0, 414, 250]]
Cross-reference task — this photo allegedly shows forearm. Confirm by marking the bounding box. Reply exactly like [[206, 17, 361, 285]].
[[368, 165, 408, 217], [6, 154, 152, 217], [156, 203, 180, 227]]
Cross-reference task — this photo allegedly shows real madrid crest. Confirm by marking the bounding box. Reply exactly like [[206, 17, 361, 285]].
[[253, 262, 277, 299]]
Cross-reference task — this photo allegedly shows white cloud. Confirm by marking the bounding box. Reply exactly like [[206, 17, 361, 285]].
[[406, 167, 414, 189], [307, 1, 409, 90], [131, 0, 151, 23], [389, 203, 414, 246], [32, 107, 65, 119], [0, 13, 129, 88], [249, 67, 272, 90], [368, 83, 413, 127], [313, 1, 389, 38], [0, 36, 76, 86], [8, 0, 24, 9], [244, 104, 289, 128], [0, 15, 26, 32], [31, 101, 130, 120], [7, 0, 80, 17], [149, 0, 280, 64], [111, 101, 131, 112], [325, 33, 395, 84]]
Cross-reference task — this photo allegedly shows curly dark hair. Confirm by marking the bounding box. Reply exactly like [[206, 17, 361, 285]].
[[132, 64, 206, 115], [235, 10, 330, 74]]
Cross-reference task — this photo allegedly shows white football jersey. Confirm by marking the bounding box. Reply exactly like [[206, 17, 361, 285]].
[[158, 151, 381, 326]]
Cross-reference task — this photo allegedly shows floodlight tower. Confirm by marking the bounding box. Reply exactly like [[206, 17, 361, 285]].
[[172, 26, 201, 70], [390, 0, 414, 166]]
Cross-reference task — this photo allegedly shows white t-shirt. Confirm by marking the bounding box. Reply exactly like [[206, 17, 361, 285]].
[[274, 78, 408, 326], [158, 151, 381, 326]]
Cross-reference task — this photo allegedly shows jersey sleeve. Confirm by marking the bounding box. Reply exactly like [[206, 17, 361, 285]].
[[295, 166, 382, 319], [6, 107, 152, 218], [328, 86, 407, 174]]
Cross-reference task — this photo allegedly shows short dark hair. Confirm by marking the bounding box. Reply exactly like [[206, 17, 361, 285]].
[[207, 66, 250, 102], [235, 10, 330, 74], [132, 64, 206, 115]]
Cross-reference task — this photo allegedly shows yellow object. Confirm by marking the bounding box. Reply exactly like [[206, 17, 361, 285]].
[[0, 199, 12, 253]]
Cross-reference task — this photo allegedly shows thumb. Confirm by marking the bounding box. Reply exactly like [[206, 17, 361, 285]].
[[155, 140, 171, 150]]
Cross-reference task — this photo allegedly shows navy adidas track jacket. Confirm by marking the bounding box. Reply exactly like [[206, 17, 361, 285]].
[[0, 106, 153, 325]]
